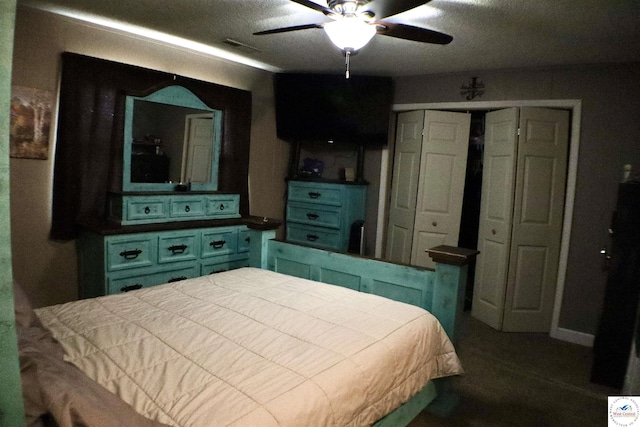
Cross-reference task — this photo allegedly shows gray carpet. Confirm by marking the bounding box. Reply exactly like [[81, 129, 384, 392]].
[[409, 312, 618, 426]]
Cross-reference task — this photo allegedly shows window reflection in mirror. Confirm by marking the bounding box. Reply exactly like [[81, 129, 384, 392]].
[[123, 86, 221, 192]]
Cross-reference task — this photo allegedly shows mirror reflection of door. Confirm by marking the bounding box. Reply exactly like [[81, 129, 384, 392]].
[[182, 113, 214, 184]]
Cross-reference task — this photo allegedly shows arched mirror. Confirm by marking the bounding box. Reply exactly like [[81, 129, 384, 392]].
[[123, 85, 222, 192]]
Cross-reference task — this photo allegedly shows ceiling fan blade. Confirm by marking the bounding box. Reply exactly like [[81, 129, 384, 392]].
[[254, 23, 324, 36], [375, 22, 453, 44], [289, 0, 334, 15], [365, 0, 431, 20]]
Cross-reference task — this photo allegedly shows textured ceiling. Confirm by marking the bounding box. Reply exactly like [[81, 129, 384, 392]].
[[19, 0, 640, 76]]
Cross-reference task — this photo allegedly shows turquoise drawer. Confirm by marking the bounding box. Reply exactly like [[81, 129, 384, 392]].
[[108, 265, 199, 294], [157, 232, 198, 264], [201, 258, 249, 276], [206, 195, 240, 218], [288, 182, 343, 206], [106, 236, 154, 271], [170, 197, 207, 219], [201, 228, 237, 258], [287, 201, 341, 229], [286, 223, 341, 251], [125, 198, 167, 222], [238, 229, 251, 253]]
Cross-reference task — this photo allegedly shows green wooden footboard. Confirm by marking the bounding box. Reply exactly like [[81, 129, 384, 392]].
[[249, 232, 478, 425]]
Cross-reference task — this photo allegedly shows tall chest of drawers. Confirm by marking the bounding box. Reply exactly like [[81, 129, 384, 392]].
[[285, 180, 367, 252]]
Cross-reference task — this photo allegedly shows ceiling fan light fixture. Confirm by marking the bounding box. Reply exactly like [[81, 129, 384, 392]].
[[323, 18, 376, 51]]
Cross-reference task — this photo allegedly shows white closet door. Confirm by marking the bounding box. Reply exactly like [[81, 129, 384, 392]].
[[472, 107, 519, 330], [410, 110, 471, 268], [385, 110, 424, 264], [472, 107, 569, 332], [502, 107, 569, 332]]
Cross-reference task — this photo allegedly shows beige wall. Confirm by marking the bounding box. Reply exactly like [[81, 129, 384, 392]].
[[10, 7, 288, 308], [393, 64, 640, 335]]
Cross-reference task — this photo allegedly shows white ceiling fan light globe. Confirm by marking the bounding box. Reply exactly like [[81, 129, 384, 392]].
[[323, 18, 376, 51]]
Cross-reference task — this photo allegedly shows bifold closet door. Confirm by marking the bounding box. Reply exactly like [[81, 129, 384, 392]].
[[386, 110, 470, 267], [472, 107, 569, 332], [385, 110, 424, 264]]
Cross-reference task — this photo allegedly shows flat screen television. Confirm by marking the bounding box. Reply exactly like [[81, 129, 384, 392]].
[[274, 73, 393, 146]]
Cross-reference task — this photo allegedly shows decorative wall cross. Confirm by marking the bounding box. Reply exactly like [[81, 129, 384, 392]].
[[460, 77, 485, 100]]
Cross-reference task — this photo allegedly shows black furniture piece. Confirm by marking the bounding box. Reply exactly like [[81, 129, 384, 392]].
[[592, 181, 640, 389]]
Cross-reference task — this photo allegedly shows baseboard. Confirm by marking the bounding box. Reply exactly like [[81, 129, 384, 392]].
[[551, 326, 594, 347]]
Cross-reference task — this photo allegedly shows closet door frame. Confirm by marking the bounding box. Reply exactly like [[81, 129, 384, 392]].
[[376, 99, 584, 345]]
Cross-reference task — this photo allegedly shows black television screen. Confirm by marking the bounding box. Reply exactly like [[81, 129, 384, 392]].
[[274, 73, 393, 146]]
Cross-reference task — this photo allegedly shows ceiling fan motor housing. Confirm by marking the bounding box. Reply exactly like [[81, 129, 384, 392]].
[[328, 0, 373, 17]]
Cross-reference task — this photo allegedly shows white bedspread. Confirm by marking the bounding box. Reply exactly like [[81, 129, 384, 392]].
[[35, 267, 463, 427]]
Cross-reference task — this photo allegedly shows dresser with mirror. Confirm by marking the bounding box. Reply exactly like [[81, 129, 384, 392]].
[[77, 84, 277, 298]]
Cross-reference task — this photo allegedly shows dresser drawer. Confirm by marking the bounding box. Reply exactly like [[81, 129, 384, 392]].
[[286, 223, 341, 251], [287, 201, 341, 229], [170, 197, 207, 219], [157, 232, 198, 264], [201, 258, 249, 276], [288, 182, 344, 206], [106, 236, 154, 271], [201, 228, 237, 258], [125, 198, 167, 222], [108, 265, 199, 295], [206, 195, 241, 218], [238, 228, 251, 253]]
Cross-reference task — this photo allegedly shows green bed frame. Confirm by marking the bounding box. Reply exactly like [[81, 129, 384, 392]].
[[249, 230, 478, 425]]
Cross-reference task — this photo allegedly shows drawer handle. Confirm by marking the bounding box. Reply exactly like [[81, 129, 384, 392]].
[[245, 236, 251, 243], [306, 213, 319, 220], [168, 244, 188, 254], [211, 269, 227, 274], [168, 276, 187, 283], [120, 284, 142, 292], [308, 191, 321, 199], [210, 240, 226, 249], [219, 204, 225, 210], [184, 205, 191, 213], [144, 206, 151, 214], [119, 249, 142, 259], [306, 234, 319, 242]]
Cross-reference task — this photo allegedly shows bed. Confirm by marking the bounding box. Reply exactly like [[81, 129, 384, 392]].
[[16, 238, 474, 427]]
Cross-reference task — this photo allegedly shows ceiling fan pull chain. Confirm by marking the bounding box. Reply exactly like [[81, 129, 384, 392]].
[[345, 50, 351, 79]]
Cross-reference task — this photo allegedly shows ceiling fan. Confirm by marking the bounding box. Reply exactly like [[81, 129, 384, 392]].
[[253, 0, 453, 77]]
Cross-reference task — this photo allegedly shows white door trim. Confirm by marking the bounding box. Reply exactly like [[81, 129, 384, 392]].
[[376, 99, 584, 345]]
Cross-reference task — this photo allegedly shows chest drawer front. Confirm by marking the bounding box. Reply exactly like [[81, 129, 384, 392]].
[[201, 228, 238, 258], [287, 201, 341, 229], [288, 182, 343, 206], [106, 236, 154, 271], [169, 197, 207, 219], [206, 195, 240, 218], [286, 223, 341, 251], [108, 265, 199, 295], [157, 232, 198, 264], [126, 199, 167, 222]]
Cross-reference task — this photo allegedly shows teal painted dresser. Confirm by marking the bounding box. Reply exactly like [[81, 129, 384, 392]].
[[286, 180, 367, 252], [78, 221, 255, 298]]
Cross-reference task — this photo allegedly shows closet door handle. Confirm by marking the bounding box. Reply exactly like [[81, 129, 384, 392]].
[[120, 284, 142, 292], [308, 192, 321, 199], [307, 213, 319, 220], [210, 240, 226, 249], [168, 244, 187, 254], [119, 249, 142, 259], [306, 234, 319, 242]]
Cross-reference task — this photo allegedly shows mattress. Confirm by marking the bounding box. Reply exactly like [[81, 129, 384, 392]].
[[35, 267, 463, 426]]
